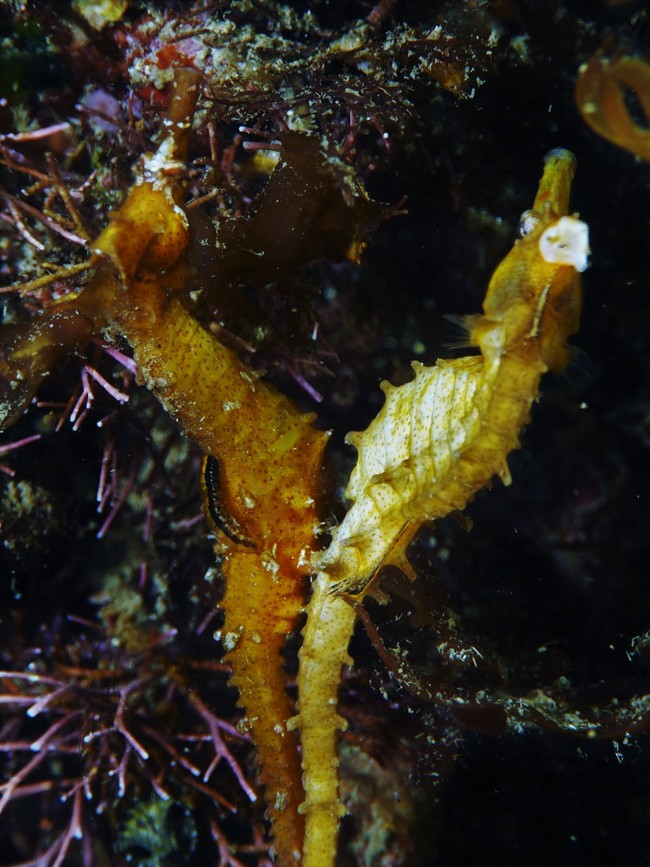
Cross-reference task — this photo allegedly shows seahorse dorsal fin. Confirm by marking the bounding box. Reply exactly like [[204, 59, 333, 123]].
[[384, 542, 418, 583]]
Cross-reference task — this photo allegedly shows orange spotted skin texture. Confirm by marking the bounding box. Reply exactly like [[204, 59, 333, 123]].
[[292, 148, 589, 867]]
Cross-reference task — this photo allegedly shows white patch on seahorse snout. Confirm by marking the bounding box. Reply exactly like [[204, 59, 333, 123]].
[[539, 216, 589, 272]]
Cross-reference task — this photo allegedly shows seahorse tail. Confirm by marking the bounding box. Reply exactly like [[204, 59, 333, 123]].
[[221, 552, 306, 867], [289, 571, 356, 867]]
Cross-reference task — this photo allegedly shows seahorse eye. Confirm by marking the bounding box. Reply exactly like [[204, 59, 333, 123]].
[[518, 209, 538, 237]]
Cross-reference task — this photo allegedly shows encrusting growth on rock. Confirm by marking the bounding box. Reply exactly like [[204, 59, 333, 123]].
[[293, 147, 589, 867]]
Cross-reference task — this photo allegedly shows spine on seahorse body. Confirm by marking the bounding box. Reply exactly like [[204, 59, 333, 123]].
[[294, 148, 589, 867]]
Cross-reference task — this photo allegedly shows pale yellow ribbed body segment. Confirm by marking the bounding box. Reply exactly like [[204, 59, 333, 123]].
[[320, 354, 490, 591]]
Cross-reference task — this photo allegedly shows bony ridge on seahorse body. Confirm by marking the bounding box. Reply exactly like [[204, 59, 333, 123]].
[[291, 148, 589, 867]]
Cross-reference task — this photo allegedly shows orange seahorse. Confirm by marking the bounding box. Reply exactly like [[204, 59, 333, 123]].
[[0, 69, 329, 865], [291, 147, 590, 867]]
